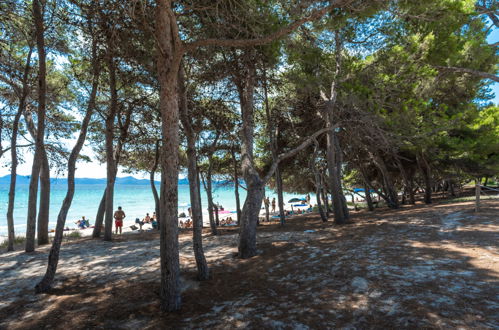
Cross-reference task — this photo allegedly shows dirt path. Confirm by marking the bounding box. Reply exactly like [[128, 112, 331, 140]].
[[0, 200, 497, 329]]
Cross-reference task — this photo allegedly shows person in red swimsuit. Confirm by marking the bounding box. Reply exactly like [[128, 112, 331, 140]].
[[113, 206, 126, 234]]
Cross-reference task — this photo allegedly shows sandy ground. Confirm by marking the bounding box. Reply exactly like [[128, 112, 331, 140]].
[[0, 199, 497, 329]]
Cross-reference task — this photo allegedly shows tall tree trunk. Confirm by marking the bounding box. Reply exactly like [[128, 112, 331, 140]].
[[230, 148, 241, 225], [262, 72, 284, 225], [236, 60, 264, 258], [35, 36, 100, 292], [178, 68, 209, 280], [324, 31, 349, 225], [155, 0, 182, 311], [103, 49, 118, 241], [37, 153, 50, 245], [6, 47, 33, 251], [26, 0, 48, 252]]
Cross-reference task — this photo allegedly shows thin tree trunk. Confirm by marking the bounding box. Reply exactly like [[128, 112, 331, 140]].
[[26, 0, 47, 252], [231, 148, 241, 225], [150, 140, 161, 227], [417, 152, 432, 204], [311, 143, 327, 222], [103, 48, 118, 241], [202, 170, 218, 235], [6, 47, 33, 251], [155, 0, 182, 311], [178, 67, 209, 280], [372, 154, 399, 209], [262, 72, 285, 226], [395, 157, 415, 205], [364, 183, 374, 211], [275, 167, 286, 226], [263, 190, 270, 222], [37, 153, 50, 245], [178, 70, 209, 279], [35, 35, 100, 291]]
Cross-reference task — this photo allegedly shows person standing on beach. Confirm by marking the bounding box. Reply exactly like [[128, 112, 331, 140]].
[[271, 198, 276, 213], [306, 194, 311, 205], [114, 206, 126, 234]]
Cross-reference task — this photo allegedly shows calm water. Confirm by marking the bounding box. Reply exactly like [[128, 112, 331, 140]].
[[0, 182, 306, 236]]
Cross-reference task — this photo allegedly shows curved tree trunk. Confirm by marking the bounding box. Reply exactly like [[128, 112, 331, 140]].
[[372, 154, 399, 209], [6, 47, 33, 251], [26, 0, 47, 253], [35, 35, 99, 291], [92, 189, 106, 237]]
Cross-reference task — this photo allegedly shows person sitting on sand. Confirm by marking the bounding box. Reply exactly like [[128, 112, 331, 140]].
[[114, 206, 126, 234], [152, 212, 157, 220], [135, 218, 144, 231], [76, 219, 86, 229], [226, 217, 233, 225], [179, 220, 184, 228], [144, 213, 151, 223], [151, 218, 158, 230], [220, 218, 226, 226], [185, 219, 192, 228]]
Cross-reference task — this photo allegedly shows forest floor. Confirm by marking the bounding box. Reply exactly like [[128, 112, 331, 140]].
[[0, 199, 498, 329]]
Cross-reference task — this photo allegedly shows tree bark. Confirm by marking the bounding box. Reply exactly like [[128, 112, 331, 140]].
[[395, 157, 415, 204], [92, 189, 107, 237], [155, 0, 182, 312], [263, 190, 270, 222], [26, 0, 48, 253], [311, 142, 327, 222], [364, 183, 374, 211], [178, 67, 209, 280], [324, 32, 349, 225], [417, 152, 432, 204], [35, 35, 100, 292], [150, 140, 161, 227], [202, 171, 218, 235], [37, 152, 50, 245], [103, 48, 118, 241], [372, 154, 399, 209], [230, 147, 241, 225], [6, 47, 33, 251], [236, 60, 266, 258]]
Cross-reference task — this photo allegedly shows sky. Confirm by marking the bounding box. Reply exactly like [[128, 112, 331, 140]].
[[0, 23, 498, 180]]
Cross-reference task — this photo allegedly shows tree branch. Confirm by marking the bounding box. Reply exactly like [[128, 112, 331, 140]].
[[435, 66, 499, 83], [184, 0, 354, 52], [263, 124, 340, 183]]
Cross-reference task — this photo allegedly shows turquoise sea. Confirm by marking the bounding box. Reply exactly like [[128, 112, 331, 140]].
[[0, 181, 308, 237]]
